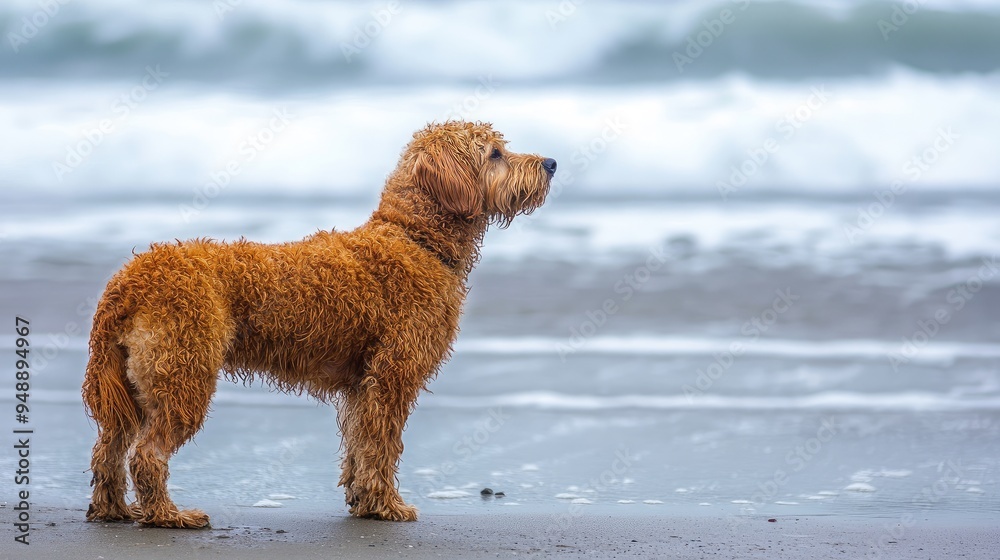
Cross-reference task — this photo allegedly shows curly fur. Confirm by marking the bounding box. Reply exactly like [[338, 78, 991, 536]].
[[82, 121, 554, 528]]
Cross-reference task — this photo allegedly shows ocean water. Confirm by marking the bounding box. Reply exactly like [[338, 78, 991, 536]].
[[0, 0, 998, 529], [1, 0, 1000, 193]]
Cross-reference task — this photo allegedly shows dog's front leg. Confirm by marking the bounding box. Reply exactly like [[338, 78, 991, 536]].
[[343, 350, 422, 521]]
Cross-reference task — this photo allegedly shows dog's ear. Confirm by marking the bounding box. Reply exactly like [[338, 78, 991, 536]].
[[413, 149, 483, 219]]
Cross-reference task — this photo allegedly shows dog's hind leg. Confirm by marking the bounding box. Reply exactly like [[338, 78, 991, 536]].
[[336, 391, 360, 508], [83, 329, 142, 522], [125, 321, 224, 529]]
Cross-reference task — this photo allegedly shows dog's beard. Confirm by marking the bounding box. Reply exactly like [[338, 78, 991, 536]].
[[484, 168, 551, 229]]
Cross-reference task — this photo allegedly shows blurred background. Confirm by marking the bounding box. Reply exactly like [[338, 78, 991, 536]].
[[0, 0, 997, 524], [2, 0, 1000, 193]]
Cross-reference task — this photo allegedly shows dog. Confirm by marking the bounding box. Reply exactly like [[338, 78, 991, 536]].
[[82, 121, 555, 528]]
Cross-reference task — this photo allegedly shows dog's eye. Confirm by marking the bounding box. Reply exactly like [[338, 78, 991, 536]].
[[490, 148, 502, 160]]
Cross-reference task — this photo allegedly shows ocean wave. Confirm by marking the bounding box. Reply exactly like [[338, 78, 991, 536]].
[[3, 194, 998, 267], [15, 388, 1000, 412], [421, 390, 1000, 411], [2, 70, 1000, 194], [1, 0, 998, 86], [5, 334, 999, 362], [454, 336, 1000, 363]]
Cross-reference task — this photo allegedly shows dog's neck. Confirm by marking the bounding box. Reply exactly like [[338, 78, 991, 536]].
[[368, 179, 487, 279]]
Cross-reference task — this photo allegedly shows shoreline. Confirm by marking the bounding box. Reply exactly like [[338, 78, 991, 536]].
[[4, 507, 999, 559]]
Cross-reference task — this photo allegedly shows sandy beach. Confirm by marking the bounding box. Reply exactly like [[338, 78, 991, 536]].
[[4, 507, 996, 559]]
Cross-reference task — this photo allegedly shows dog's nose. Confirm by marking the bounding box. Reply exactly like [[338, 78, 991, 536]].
[[542, 158, 557, 175]]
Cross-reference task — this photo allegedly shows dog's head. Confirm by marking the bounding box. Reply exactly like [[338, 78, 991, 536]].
[[406, 121, 555, 227]]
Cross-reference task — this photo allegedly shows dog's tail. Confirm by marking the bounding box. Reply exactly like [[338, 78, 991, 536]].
[[82, 279, 140, 434]]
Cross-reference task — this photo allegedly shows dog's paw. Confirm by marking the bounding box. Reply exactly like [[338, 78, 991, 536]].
[[351, 501, 418, 522], [86, 502, 141, 523], [139, 508, 211, 529], [383, 503, 418, 522]]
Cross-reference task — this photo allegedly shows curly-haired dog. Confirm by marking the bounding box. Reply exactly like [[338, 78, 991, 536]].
[[82, 121, 555, 528]]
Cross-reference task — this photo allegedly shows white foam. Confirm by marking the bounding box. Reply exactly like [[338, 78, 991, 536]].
[[455, 336, 1000, 362], [878, 469, 913, 478], [252, 499, 283, 508], [19, 386, 1000, 412], [617, 500, 636, 504], [48, 330, 996, 358], [774, 501, 800, 506], [850, 471, 875, 483], [570, 498, 593, 505], [555, 493, 581, 499], [6, 72, 1000, 197], [643, 500, 664, 505], [4, 195, 999, 275], [267, 493, 296, 500], [844, 483, 877, 493], [422, 390, 1000, 412], [426, 490, 470, 499]]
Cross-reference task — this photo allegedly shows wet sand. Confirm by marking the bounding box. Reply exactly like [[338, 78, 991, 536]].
[[6, 506, 999, 559]]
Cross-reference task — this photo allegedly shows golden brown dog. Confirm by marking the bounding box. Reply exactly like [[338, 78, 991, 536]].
[[82, 121, 555, 528]]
